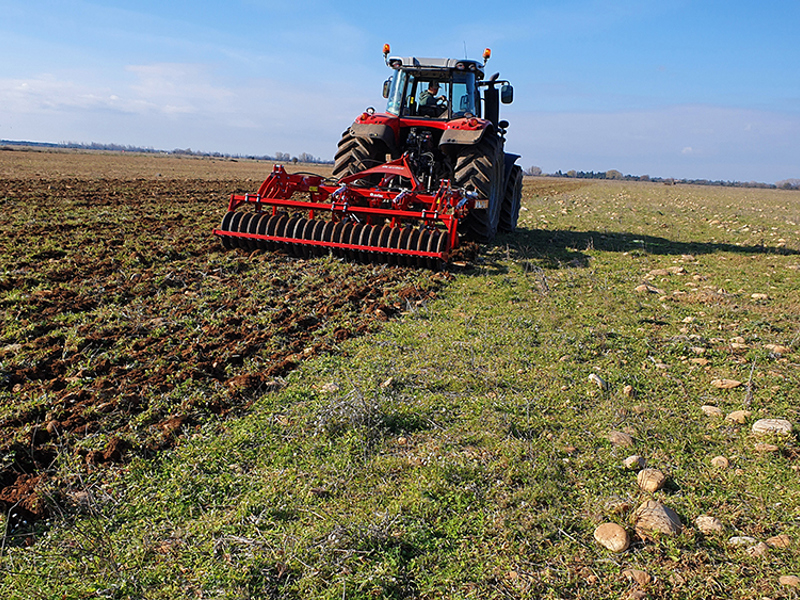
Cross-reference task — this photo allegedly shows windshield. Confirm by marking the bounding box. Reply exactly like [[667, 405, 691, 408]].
[[386, 69, 478, 119], [450, 71, 477, 117], [386, 69, 408, 116]]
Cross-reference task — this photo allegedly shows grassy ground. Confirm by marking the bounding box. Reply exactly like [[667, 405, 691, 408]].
[[1, 172, 799, 599]]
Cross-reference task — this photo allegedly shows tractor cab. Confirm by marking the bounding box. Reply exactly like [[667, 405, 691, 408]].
[[383, 58, 482, 120]]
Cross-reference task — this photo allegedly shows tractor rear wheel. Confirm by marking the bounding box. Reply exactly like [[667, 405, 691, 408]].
[[499, 164, 523, 233], [332, 131, 386, 183], [454, 134, 503, 243]]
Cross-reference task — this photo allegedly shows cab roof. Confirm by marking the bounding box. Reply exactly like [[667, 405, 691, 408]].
[[386, 56, 485, 80]]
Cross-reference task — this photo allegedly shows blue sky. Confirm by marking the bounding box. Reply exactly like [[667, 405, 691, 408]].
[[1, 0, 798, 183]]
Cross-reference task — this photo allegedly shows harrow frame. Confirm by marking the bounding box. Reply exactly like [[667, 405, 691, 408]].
[[213, 156, 480, 267]]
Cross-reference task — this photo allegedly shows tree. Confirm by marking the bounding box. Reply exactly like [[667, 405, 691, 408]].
[[525, 166, 542, 176]]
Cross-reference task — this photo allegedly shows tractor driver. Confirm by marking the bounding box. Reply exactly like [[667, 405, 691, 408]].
[[418, 82, 446, 107]]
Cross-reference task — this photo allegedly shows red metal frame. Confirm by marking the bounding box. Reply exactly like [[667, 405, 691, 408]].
[[213, 156, 476, 261]]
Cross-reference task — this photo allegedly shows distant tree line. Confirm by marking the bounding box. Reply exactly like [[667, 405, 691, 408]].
[[0, 139, 332, 164], [523, 164, 797, 190]]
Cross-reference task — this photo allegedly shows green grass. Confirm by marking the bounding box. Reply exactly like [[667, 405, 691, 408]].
[[2, 179, 799, 599]]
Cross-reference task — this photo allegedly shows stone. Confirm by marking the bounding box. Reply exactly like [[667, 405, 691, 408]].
[[695, 515, 724, 535], [637, 468, 667, 493], [634, 500, 682, 538], [710, 456, 729, 469], [751, 293, 769, 300], [754, 443, 780, 452], [747, 542, 769, 557], [765, 344, 791, 355], [623, 384, 635, 397], [701, 405, 723, 418], [729, 535, 758, 547], [713, 379, 742, 389], [622, 569, 652, 586], [594, 523, 630, 552], [767, 534, 791, 549], [608, 431, 635, 447], [752, 418, 793, 436], [588, 373, 608, 390], [726, 410, 752, 424], [779, 575, 800, 588], [624, 455, 646, 470]]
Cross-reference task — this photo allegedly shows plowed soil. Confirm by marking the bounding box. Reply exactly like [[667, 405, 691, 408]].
[[0, 149, 450, 527]]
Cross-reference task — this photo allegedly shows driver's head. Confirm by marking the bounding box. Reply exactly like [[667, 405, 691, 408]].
[[428, 82, 439, 92]]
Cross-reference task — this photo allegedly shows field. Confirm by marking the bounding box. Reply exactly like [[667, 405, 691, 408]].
[[1, 147, 799, 599]]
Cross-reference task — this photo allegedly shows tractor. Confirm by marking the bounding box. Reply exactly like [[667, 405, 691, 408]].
[[213, 45, 521, 268]]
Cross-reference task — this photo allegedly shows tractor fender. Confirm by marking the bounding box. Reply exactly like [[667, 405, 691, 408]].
[[438, 127, 487, 147], [349, 123, 398, 153]]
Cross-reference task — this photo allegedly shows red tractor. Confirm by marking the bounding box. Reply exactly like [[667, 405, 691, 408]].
[[214, 45, 521, 268]]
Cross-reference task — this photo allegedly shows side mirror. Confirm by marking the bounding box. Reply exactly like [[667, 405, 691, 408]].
[[500, 83, 514, 104], [498, 120, 509, 130], [382, 79, 391, 99]]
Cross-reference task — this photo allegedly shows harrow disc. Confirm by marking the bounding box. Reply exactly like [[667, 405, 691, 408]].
[[215, 211, 449, 269]]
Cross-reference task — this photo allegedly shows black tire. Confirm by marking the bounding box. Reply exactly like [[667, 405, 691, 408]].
[[454, 133, 504, 243], [332, 131, 386, 183], [499, 164, 523, 233]]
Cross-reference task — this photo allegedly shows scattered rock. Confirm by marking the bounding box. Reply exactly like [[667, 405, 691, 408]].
[[747, 542, 769, 558], [608, 431, 635, 447], [690, 357, 710, 366], [634, 500, 682, 538], [752, 418, 793, 436], [623, 384, 635, 397], [622, 569, 652, 586], [594, 522, 630, 552], [397, 436, 408, 446], [765, 344, 791, 355], [648, 269, 670, 277], [320, 382, 340, 393], [713, 379, 742, 389], [695, 515, 724, 534], [588, 373, 609, 391], [754, 443, 780, 453], [380, 377, 394, 389], [729, 535, 758, 547], [779, 575, 800, 588], [710, 456, 730, 469], [667, 266, 686, 275], [726, 410, 752, 424], [701, 405, 724, 418], [637, 468, 667, 493], [767, 534, 791, 549], [635, 283, 665, 294], [751, 293, 769, 300], [624, 455, 646, 470]]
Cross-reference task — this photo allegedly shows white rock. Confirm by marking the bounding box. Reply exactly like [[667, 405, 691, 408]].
[[729, 535, 758, 547], [608, 431, 635, 447], [779, 575, 800, 588], [710, 456, 730, 469], [593, 523, 630, 552], [588, 373, 608, 390], [637, 468, 667, 493], [701, 405, 724, 418], [695, 515, 724, 534], [622, 568, 652, 586], [713, 379, 743, 389], [635, 500, 682, 538], [752, 418, 793, 436], [624, 455, 646, 470], [726, 410, 752, 424]]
